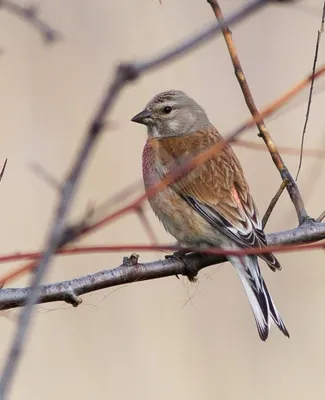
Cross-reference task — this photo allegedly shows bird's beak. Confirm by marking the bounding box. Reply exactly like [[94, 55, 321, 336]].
[[131, 109, 152, 125]]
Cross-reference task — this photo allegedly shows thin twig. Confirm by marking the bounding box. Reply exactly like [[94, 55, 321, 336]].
[[132, 0, 266, 73], [1, 0, 60, 43], [295, 0, 325, 180], [0, 159, 8, 182], [317, 210, 325, 222], [207, 0, 308, 225], [1, 217, 324, 270], [88, 180, 144, 222], [0, 218, 325, 311], [0, 216, 324, 287], [135, 206, 158, 244], [262, 180, 288, 228], [0, 1, 270, 397], [29, 162, 61, 191]]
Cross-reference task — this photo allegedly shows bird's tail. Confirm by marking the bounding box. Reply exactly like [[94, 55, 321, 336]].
[[228, 255, 289, 341]]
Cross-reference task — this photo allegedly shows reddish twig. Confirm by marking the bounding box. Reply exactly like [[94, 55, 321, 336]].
[[2, 221, 325, 311], [1, 215, 325, 287], [208, 0, 308, 225], [0, 237, 324, 265]]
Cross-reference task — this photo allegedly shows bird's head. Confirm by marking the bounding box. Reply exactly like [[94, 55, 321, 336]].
[[131, 90, 211, 139]]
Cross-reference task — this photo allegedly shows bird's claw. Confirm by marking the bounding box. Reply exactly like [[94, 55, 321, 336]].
[[165, 251, 198, 282]]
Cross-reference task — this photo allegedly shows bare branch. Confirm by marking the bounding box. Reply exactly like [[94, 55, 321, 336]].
[[29, 162, 61, 191], [135, 206, 158, 244], [317, 210, 325, 222], [133, 0, 267, 73], [1, 0, 60, 43], [0, 219, 324, 312], [0, 159, 8, 183], [207, 0, 308, 225], [262, 180, 288, 228], [295, 0, 325, 180]]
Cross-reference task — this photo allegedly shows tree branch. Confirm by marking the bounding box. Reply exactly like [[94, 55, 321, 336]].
[[1, 0, 60, 43], [1, 219, 324, 311], [0, 159, 8, 183], [207, 0, 308, 225], [262, 180, 288, 228]]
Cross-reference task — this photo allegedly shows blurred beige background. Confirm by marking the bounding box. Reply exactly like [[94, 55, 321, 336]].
[[1, 0, 325, 399]]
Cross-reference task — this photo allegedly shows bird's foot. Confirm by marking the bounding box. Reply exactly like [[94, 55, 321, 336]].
[[165, 250, 198, 282]]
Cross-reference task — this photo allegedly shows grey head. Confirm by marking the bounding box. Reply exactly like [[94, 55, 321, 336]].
[[131, 90, 211, 139]]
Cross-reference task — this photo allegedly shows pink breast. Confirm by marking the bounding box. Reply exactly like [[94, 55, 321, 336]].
[[142, 141, 159, 188]]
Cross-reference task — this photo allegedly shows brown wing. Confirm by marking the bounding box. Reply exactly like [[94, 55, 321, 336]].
[[161, 128, 281, 271]]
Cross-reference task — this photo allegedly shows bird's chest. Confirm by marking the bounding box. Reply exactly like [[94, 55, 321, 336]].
[[141, 140, 209, 243], [142, 143, 180, 224]]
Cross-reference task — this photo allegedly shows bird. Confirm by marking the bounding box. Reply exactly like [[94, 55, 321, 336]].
[[131, 89, 289, 341]]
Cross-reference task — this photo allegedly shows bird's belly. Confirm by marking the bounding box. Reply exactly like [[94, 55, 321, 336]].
[[148, 187, 222, 247]]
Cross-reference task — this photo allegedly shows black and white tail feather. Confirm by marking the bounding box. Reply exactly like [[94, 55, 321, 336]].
[[178, 193, 289, 340], [228, 255, 290, 341]]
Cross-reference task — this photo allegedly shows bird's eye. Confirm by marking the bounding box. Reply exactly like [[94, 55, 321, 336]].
[[163, 106, 172, 114]]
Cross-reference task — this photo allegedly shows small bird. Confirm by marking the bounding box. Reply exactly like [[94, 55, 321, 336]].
[[131, 90, 289, 341]]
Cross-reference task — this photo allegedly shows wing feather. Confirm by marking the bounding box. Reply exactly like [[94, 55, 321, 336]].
[[156, 128, 281, 271]]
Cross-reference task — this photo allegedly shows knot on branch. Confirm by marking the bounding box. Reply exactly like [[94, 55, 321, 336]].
[[117, 63, 140, 82], [123, 253, 140, 266], [63, 287, 82, 307]]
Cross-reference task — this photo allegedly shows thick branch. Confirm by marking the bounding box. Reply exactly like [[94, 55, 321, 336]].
[[0, 219, 324, 311], [208, 0, 308, 225]]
